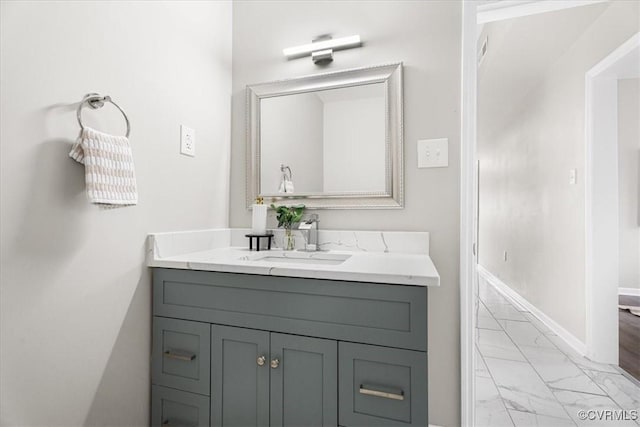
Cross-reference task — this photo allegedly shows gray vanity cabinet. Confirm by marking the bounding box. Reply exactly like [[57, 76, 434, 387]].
[[151, 268, 428, 427]]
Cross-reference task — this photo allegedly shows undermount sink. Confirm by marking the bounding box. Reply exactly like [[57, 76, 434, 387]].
[[243, 251, 352, 266]]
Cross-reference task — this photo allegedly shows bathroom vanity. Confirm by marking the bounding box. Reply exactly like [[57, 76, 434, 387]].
[[146, 53, 433, 427], [148, 229, 439, 427]]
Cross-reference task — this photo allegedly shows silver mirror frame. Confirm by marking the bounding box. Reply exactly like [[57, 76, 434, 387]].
[[246, 62, 404, 209]]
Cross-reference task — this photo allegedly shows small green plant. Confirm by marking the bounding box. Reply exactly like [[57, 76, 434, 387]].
[[271, 204, 305, 229]]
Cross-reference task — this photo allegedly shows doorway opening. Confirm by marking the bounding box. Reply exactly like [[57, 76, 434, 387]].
[[585, 32, 640, 378], [461, 2, 640, 425]]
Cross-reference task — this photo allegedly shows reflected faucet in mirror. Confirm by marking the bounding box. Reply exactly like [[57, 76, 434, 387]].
[[278, 164, 294, 193]]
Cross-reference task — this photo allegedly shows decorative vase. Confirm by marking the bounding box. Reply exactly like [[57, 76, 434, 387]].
[[284, 228, 295, 251]]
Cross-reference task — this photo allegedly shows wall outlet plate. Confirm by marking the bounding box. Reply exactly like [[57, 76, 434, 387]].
[[180, 125, 195, 157], [418, 138, 448, 168]]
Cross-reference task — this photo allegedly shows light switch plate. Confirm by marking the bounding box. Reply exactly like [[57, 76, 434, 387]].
[[418, 138, 448, 168], [180, 125, 195, 157]]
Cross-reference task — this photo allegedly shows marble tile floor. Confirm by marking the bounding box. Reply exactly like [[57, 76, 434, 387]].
[[475, 274, 640, 426]]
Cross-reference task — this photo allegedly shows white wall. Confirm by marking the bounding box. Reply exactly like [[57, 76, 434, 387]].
[[323, 95, 386, 193], [618, 78, 640, 290], [230, 2, 461, 425], [0, 2, 231, 426], [260, 93, 324, 193], [478, 1, 639, 342]]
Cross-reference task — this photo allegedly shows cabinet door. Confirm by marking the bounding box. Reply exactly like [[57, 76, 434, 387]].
[[270, 333, 338, 427], [211, 325, 269, 427]]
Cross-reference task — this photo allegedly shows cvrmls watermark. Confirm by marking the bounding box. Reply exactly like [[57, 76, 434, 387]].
[[577, 409, 638, 422]]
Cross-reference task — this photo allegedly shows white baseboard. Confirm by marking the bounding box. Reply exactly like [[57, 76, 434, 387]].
[[619, 287, 640, 297], [477, 265, 587, 356]]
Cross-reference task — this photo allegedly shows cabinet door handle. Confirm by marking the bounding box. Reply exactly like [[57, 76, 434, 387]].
[[163, 349, 196, 362], [270, 358, 280, 369], [257, 355, 266, 366], [359, 384, 405, 401]]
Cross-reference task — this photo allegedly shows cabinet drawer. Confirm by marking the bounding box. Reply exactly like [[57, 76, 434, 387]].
[[339, 342, 427, 427], [152, 385, 209, 427], [152, 317, 210, 395]]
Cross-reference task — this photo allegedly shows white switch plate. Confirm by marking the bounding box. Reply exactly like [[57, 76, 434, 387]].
[[569, 168, 577, 185], [417, 138, 448, 168], [180, 125, 195, 157]]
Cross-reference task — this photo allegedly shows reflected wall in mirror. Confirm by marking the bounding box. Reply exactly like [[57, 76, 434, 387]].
[[247, 63, 403, 209], [260, 83, 386, 195]]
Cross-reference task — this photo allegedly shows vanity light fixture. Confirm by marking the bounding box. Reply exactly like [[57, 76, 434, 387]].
[[283, 35, 362, 65]]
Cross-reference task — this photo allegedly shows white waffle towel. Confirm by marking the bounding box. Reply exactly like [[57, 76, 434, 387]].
[[69, 127, 138, 207]]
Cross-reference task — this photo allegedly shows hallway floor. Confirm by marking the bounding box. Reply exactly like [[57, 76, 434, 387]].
[[475, 275, 640, 426]]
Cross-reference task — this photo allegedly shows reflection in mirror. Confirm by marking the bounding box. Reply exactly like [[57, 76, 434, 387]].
[[260, 83, 386, 196]]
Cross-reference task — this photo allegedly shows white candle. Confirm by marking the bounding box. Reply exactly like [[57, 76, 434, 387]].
[[252, 204, 267, 235]]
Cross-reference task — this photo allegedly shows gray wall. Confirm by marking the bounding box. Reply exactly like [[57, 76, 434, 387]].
[[0, 2, 231, 425], [478, 1, 639, 342], [618, 78, 640, 290], [230, 1, 461, 425]]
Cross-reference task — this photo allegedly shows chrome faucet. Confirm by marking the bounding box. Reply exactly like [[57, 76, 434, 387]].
[[298, 214, 319, 251]]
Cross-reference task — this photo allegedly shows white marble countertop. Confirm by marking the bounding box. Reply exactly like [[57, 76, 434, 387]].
[[147, 229, 440, 287]]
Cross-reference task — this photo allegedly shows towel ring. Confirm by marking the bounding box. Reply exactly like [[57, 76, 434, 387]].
[[77, 93, 131, 138]]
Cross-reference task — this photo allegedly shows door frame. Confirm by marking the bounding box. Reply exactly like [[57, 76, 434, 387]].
[[459, 3, 479, 426], [585, 32, 640, 364]]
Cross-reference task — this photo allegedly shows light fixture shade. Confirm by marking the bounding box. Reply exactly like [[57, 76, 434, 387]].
[[283, 35, 361, 59]]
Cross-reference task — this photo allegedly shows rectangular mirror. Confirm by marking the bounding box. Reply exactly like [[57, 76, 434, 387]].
[[247, 63, 403, 209]]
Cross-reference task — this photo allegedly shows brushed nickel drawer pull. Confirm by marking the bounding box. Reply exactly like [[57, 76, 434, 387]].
[[257, 355, 266, 366], [359, 385, 405, 401], [163, 420, 194, 427], [163, 349, 196, 362], [270, 358, 280, 369]]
